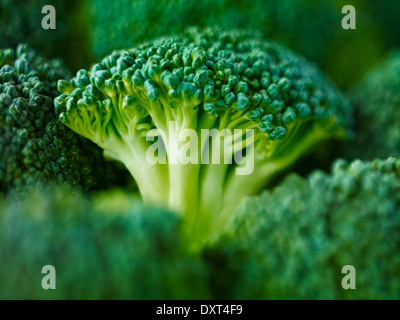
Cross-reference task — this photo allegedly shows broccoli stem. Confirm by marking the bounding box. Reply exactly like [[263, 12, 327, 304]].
[[112, 136, 170, 205], [196, 162, 230, 239], [164, 108, 201, 221], [182, 124, 335, 242], [168, 163, 201, 219]]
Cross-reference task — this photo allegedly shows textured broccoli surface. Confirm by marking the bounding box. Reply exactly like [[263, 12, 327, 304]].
[[343, 51, 400, 161], [0, 187, 210, 300], [0, 45, 128, 194], [205, 158, 400, 300], [56, 28, 351, 243]]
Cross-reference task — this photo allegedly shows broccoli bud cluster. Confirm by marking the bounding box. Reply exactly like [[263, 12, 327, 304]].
[[56, 28, 352, 242], [206, 158, 400, 299], [0, 45, 125, 194]]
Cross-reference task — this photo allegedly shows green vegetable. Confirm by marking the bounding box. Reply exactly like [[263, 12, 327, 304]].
[[206, 158, 400, 299], [56, 28, 352, 243], [1, 158, 398, 299], [0, 187, 209, 300], [343, 51, 400, 160], [0, 45, 126, 194]]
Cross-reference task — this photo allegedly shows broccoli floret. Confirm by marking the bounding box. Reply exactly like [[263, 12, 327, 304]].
[[0, 45, 127, 194], [206, 158, 400, 300], [56, 29, 352, 243], [0, 187, 210, 300], [343, 51, 400, 160]]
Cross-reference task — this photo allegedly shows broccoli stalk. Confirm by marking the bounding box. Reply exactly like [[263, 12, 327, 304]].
[[56, 29, 352, 243]]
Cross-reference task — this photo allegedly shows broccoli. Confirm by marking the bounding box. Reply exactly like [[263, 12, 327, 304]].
[[0, 187, 209, 299], [205, 158, 400, 300], [342, 51, 400, 161], [56, 29, 352, 242], [0, 45, 127, 194]]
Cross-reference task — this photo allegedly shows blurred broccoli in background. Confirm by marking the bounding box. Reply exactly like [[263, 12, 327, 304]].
[[0, 187, 210, 300], [83, 0, 388, 88], [0, 0, 91, 70], [205, 158, 400, 300], [322, 0, 387, 88], [367, 0, 400, 49], [0, 45, 128, 195], [1, 0, 396, 88], [86, 0, 339, 63], [342, 51, 400, 161], [1, 159, 399, 299]]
